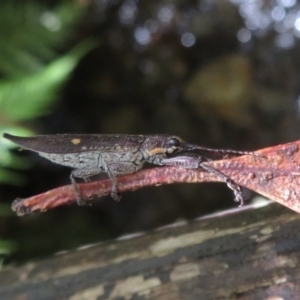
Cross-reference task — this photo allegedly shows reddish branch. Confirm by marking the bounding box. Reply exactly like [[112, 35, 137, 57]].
[[12, 140, 300, 215], [12, 167, 219, 216]]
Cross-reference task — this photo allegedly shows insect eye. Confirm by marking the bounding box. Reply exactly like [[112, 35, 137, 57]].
[[166, 137, 181, 153]]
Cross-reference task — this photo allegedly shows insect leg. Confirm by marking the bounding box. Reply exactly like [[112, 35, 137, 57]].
[[160, 153, 244, 206], [71, 168, 105, 205], [103, 159, 145, 201], [70, 173, 85, 206], [159, 153, 206, 168], [198, 162, 244, 206], [106, 168, 121, 201]]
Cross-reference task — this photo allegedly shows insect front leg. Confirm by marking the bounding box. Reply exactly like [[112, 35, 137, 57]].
[[160, 153, 244, 206], [158, 153, 207, 168], [198, 162, 244, 207]]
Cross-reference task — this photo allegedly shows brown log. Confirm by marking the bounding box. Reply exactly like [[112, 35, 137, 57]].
[[1, 203, 300, 300]]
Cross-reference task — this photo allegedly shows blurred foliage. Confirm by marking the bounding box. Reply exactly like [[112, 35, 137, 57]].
[[0, 202, 17, 261], [0, 0, 92, 257], [0, 40, 96, 121], [0, 0, 82, 77], [0, 0, 93, 187]]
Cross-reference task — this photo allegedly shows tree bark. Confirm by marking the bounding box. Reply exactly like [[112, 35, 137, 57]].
[[1, 203, 300, 300]]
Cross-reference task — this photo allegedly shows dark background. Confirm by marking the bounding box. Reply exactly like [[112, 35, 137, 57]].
[[1, 0, 300, 264]]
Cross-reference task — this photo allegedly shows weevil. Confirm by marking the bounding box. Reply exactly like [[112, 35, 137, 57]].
[[3, 133, 255, 206]]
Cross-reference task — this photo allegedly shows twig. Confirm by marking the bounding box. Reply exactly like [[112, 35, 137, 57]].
[[11, 139, 300, 215], [12, 167, 219, 216]]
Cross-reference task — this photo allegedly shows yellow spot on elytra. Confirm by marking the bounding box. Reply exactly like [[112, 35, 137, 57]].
[[147, 147, 164, 156], [71, 138, 81, 145]]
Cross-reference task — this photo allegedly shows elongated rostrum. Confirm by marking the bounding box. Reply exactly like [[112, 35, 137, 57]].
[[3, 133, 255, 206]]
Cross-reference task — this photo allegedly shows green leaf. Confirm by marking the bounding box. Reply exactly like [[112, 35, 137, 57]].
[[0, 40, 96, 120], [0, 1, 83, 77]]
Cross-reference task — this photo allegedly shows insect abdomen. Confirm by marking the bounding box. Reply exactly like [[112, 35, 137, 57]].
[[39, 152, 101, 169]]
